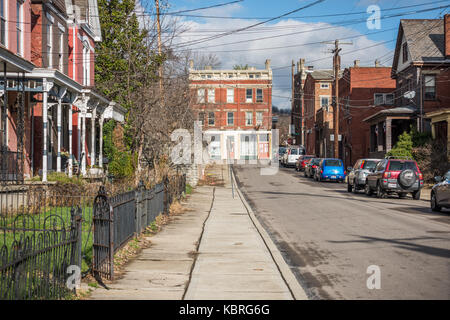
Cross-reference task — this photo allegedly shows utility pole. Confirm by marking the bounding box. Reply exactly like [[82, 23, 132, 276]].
[[291, 60, 295, 143], [155, 0, 163, 96], [323, 40, 352, 158]]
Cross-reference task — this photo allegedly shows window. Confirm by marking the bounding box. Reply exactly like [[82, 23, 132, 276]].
[[0, 0, 5, 46], [227, 112, 234, 125], [320, 83, 329, 89], [198, 112, 205, 125], [256, 111, 263, 125], [82, 44, 90, 85], [255, 74, 261, 79], [246, 89, 253, 103], [58, 30, 64, 72], [245, 112, 253, 125], [227, 88, 234, 103], [207, 89, 215, 103], [208, 112, 215, 126], [424, 75, 436, 100], [402, 42, 408, 63], [374, 93, 394, 105], [249, 74, 254, 79], [197, 89, 205, 103], [320, 96, 329, 109], [47, 23, 52, 68], [16, 1, 22, 55], [256, 89, 263, 102]]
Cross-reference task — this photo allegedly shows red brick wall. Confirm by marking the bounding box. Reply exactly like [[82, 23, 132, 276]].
[[339, 67, 396, 167], [445, 14, 450, 58]]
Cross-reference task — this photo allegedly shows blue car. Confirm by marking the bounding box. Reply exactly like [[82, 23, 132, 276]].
[[314, 158, 346, 182]]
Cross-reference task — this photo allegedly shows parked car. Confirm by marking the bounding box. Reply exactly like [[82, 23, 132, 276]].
[[347, 159, 381, 193], [365, 157, 423, 200], [431, 170, 450, 212], [304, 158, 322, 178], [281, 146, 305, 167], [314, 158, 346, 182], [278, 147, 287, 162], [295, 155, 315, 171]]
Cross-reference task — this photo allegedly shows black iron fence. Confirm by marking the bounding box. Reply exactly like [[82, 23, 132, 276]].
[[0, 186, 88, 299], [93, 174, 186, 281], [0, 150, 23, 183]]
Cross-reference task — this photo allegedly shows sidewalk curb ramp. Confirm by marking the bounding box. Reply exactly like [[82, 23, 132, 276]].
[[230, 166, 308, 300]]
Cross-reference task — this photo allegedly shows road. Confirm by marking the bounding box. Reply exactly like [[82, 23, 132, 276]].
[[233, 164, 450, 300]]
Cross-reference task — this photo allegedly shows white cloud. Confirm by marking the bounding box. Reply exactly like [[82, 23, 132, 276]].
[[170, 16, 393, 109]]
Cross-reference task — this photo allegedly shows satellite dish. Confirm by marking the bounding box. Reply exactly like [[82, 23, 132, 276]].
[[404, 91, 416, 99]]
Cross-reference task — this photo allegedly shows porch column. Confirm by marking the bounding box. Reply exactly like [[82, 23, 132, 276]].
[[91, 106, 97, 166], [99, 114, 104, 168], [42, 78, 52, 182], [57, 97, 62, 172], [68, 105, 73, 177], [385, 118, 392, 153], [81, 111, 86, 175]]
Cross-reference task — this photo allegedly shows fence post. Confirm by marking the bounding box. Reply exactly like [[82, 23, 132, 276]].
[[163, 175, 169, 215], [135, 180, 145, 235]]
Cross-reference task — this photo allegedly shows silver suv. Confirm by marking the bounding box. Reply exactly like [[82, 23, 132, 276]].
[[347, 159, 381, 193]]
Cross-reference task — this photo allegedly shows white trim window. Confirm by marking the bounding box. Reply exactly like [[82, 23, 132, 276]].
[[374, 93, 394, 105], [227, 88, 234, 103], [256, 111, 263, 125], [0, 0, 6, 47], [16, 1, 22, 56], [320, 83, 329, 89], [245, 111, 253, 125], [82, 42, 90, 86], [207, 88, 215, 103], [208, 112, 215, 126], [227, 112, 234, 126], [246, 88, 253, 103], [320, 96, 329, 111], [47, 23, 52, 68], [256, 88, 263, 103], [197, 88, 205, 103]]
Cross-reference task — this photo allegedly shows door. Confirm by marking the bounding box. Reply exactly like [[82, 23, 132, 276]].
[[258, 134, 269, 159], [226, 136, 235, 160], [240, 134, 257, 160]]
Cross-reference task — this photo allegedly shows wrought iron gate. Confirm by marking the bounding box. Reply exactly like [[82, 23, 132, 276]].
[[92, 186, 114, 280]]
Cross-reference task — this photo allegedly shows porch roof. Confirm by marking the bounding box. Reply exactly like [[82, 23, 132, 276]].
[[103, 101, 127, 123], [24, 68, 83, 93], [0, 47, 35, 73], [425, 108, 450, 119], [363, 105, 417, 124]]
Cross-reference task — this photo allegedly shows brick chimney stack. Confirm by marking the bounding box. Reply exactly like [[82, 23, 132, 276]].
[[354, 60, 360, 67], [265, 59, 271, 70], [445, 14, 450, 59]]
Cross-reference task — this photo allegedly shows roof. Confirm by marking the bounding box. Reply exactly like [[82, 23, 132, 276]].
[[363, 105, 417, 123], [309, 70, 334, 80], [392, 18, 449, 72]]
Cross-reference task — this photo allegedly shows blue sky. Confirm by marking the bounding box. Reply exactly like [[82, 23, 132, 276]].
[[147, 0, 450, 108]]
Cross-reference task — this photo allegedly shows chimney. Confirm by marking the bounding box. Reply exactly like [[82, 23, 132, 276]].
[[375, 59, 380, 67], [189, 60, 194, 70], [445, 14, 450, 59], [205, 66, 212, 70], [354, 60, 360, 67], [265, 59, 271, 70], [298, 58, 305, 73]]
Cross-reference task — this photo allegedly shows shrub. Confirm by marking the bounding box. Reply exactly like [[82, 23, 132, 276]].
[[386, 131, 413, 159]]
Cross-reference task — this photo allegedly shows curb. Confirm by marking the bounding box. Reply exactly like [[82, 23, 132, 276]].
[[230, 167, 309, 300]]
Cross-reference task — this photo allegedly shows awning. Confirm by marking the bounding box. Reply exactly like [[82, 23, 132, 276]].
[[363, 105, 417, 124], [0, 46, 35, 73]]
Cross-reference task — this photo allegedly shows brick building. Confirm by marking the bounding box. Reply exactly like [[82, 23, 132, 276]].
[[338, 60, 396, 167], [302, 69, 335, 156], [364, 15, 450, 158], [189, 60, 273, 160], [291, 59, 308, 146]]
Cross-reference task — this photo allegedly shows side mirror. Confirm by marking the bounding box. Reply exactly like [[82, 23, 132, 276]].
[[435, 176, 442, 182]]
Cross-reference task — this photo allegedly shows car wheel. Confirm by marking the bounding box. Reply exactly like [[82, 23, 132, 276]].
[[304, 171, 307, 178], [365, 182, 373, 196], [347, 182, 352, 192], [353, 180, 359, 194], [431, 192, 441, 212], [412, 190, 421, 200], [376, 182, 384, 198]]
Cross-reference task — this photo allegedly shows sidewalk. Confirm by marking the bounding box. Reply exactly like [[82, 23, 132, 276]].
[[87, 165, 305, 300]]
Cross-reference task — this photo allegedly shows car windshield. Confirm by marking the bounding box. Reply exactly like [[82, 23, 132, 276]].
[[362, 160, 379, 170], [325, 159, 342, 167], [279, 147, 286, 154], [388, 160, 418, 171], [290, 149, 298, 155], [312, 158, 321, 165], [444, 171, 450, 181]]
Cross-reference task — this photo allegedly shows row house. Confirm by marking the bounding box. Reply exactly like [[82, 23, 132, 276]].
[[364, 15, 450, 158], [338, 60, 396, 167], [291, 59, 307, 146], [189, 60, 272, 160], [0, 0, 125, 183], [301, 68, 335, 156]]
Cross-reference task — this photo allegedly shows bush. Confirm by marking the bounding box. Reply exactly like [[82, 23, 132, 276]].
[[386, 131, 413, 159], [108, 151, 135, 179], [413, 141, 450, 183]]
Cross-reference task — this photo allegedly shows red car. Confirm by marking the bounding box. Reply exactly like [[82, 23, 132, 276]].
[[295, 155, 315, 172]]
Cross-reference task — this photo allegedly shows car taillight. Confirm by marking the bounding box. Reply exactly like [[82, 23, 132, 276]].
[[320, 169, 323, 174], [344, 171, 346, 175], [383, 172, 391, 178], [418, 173, 423, 180], [312, 165, 317, 168]]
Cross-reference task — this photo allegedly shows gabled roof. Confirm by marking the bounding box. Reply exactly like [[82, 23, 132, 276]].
[[392, 19, 449, 74]]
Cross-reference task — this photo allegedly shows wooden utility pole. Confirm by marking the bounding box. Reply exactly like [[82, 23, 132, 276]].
[[291, 60, 295, 142], [323, 40, 352, 158], [155, 0, 163, 95]]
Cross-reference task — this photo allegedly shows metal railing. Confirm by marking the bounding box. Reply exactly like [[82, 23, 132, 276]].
[[0, 150, 23, 183]]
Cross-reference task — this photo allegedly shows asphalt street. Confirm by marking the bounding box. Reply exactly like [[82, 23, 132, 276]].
[[233, 164, 450, 300]]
